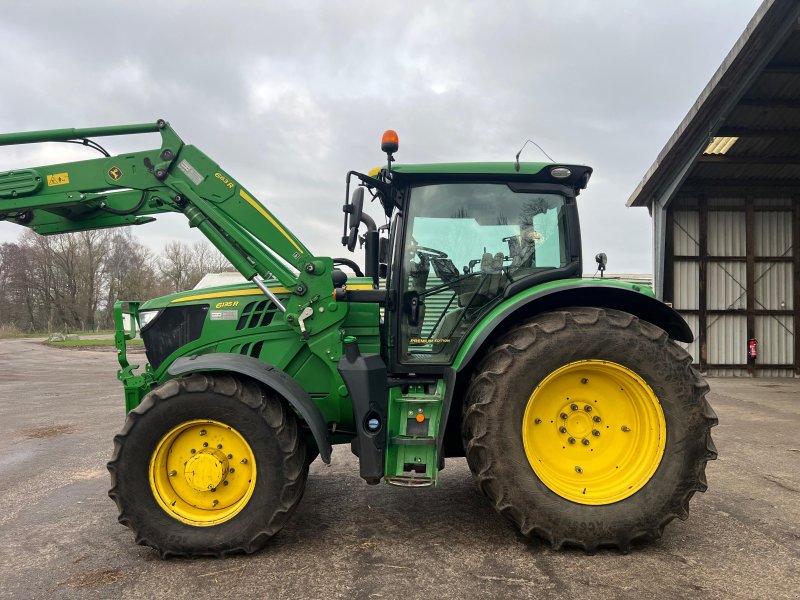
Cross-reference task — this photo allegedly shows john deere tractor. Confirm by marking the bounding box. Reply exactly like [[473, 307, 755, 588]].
[[0, 121, 716, 555]]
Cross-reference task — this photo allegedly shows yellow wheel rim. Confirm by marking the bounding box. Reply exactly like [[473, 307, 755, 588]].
[[522, 360, 666, 505], [149, 419, 257, 526]]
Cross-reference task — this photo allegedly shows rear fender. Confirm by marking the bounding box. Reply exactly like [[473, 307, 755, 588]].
[[453, 281, 693, 372], [168, 353, 332, 463]]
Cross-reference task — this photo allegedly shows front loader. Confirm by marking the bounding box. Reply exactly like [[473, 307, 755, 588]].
[[0, 121, 717, 555]]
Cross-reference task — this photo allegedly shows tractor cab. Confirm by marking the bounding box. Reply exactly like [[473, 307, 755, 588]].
[[342, 134, 592, 367]]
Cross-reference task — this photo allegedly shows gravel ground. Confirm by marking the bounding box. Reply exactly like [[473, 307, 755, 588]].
[[0, 338, 798, 600]]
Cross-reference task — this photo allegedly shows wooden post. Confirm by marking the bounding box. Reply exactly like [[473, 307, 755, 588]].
[[746, 199, 755, 377], [698, 196, 708, 373], [794, 198, 800, 376], [664, 205, 675, 306]]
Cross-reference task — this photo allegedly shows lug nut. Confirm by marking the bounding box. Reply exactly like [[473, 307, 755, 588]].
[[559, 426, 568, 434], [593, 415, 601, 423], [229, 468, 235, 473], [621, 425, 631, 432], [223, 481, 229, 486], [217, 444, 223, 449], [581, 438, 590, 446], [560, 412, 568, 420], [203, 442, 208, 447], [240, 458, 248, 464], [568, 437, 576, 445], [581, 378, 589, 384], [199, 429, 207, 436], [534, 418, 542, 425], [592, 430, 600, 437], [212, 500, 219, 507], [227, 454, 233, 459], [575, 466, 583, 474], [584, 405, 592, 412], [570, 404, 579, 411], [190, 449, 196, 454], [169, 470, 177, 477]]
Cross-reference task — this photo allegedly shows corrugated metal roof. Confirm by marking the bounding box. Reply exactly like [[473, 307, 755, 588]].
[[704, 137, 739, 155], [627, 0, 800, 207]]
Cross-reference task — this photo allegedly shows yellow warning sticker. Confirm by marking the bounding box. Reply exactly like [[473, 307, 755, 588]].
[[46, 172, 70, 186]]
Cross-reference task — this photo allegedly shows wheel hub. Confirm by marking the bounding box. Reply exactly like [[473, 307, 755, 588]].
[[183, 452, 228, 491], [522, 360, 666, 505], [562, 405, 595, 440]]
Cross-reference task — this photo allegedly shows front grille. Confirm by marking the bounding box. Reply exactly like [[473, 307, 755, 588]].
[[141, 305, 208, 370]]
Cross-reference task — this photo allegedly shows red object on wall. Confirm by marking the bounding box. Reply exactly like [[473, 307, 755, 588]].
[[748, 338, 758, 360]]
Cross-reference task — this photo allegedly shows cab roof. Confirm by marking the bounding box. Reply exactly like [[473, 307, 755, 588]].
[[370, 162, 593, 190]]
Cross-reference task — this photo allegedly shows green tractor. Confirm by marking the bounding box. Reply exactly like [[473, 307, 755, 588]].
[[0, 121, 716, 555]]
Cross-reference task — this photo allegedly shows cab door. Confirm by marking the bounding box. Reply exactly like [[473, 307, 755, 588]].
[[393, 182, 573, 367]]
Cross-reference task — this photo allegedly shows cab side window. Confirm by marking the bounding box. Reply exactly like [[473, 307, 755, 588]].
[[400, 183, 568, 363]]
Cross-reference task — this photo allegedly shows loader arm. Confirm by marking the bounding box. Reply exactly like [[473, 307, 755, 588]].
[[0, 120, 333, 316]]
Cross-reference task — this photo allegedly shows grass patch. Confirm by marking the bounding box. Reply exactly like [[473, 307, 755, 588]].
[[44, 338, 144, 348], [0, 331, 49, 339], [0, 326, 118, 339]]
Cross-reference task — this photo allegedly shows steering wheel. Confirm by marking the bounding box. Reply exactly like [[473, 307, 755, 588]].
[[415, 245, 448, 259]]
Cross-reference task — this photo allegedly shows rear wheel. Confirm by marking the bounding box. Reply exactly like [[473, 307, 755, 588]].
[[108, 373, 307, 557], [462, 308, 717, 553]]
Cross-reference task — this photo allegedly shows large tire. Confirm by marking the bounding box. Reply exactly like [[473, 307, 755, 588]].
[[108, 373, 307, 558], [462, 308, 717, 553]]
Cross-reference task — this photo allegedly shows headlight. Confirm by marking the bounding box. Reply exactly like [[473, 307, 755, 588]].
[[138, 310, 161, 330]]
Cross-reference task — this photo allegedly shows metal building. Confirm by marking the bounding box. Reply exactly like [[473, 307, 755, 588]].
[[627, 0, 800, 376]]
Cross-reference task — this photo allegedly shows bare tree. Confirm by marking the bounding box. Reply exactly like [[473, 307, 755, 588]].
[[0, 230, 232, 332], [159, 240, 231, 293], [101, 230, 164, 328]]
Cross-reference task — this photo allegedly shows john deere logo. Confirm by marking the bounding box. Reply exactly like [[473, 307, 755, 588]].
[[108, 166, 123, 181]]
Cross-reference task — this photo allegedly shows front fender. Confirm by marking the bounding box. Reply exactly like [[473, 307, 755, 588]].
[[453, 279, 693, 372], [168, 353, 332, 464]]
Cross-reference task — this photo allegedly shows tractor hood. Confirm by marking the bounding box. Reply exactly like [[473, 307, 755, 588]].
[[139, 281, 287, 311]]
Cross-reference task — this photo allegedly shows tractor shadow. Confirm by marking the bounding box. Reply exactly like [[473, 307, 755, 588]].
[[276, 452, 550, 554]]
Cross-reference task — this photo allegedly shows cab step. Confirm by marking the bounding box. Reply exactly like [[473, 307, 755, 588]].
[[385, 379, 446, 486]]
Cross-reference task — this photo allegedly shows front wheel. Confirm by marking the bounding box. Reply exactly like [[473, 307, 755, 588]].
[[108, 373, 308, 557], [462, 308, 717, 553]]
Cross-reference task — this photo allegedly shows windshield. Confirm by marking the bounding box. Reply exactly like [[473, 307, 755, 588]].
[[399, 183, 569, 363]]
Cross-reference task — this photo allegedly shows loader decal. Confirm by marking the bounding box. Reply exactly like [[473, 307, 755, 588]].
[[108, 166, 123, 181], [214, 172, 235, 189], [46, 172, 69, 186]]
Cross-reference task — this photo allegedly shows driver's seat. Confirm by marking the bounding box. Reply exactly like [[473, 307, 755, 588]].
[[431, 257, 460, 283]]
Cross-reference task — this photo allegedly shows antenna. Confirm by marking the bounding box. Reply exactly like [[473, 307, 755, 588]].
[[515, 139, 555, 171]]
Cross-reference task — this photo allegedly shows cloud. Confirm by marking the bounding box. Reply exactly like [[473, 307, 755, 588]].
[[0, 0, 762, 273]]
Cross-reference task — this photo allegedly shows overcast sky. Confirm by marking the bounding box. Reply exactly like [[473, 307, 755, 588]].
[[0, 0, 762, 274]]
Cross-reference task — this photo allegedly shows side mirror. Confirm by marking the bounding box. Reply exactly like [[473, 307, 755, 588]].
[[595, 252, 607, 277], [348, 187, 364, 230], [345, 187, 365, 252]]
